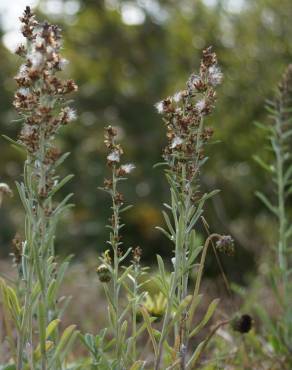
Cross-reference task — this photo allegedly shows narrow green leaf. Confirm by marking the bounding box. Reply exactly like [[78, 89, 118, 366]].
[[46, 319, 61, 339], [47, 280, 57, 307], [48, 324, 77, 367], [186, 341, 205, 369], [6, 286, 21, 317], [255, 191, 278, 216], [284, 164, 292, 184], [254, 121, 271, 132], [2, 135, 26, 152], [155, 226, 173, 241], [162, 211, 175, 237], [156, 255, 166, 283], [48, 174, 74, 197], [253, 155, 274, 173], [140, 307, 158, 357], [38, 301, 47, 359], [189, 298, 219, 338], [119, 265, 133, 284], [164, 295, 192, 339], [52, 152, 70, 169], [120, 204, 133, 213]]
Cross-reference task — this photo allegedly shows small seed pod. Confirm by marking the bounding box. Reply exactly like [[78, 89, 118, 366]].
[[96, 264, 111, 283], [216, 235, 235, 256], [231, 314, 253, 334]]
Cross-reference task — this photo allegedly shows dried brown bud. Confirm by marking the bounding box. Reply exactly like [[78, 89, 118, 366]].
[[96, 264, 111, 283], [12, 233, 23, 265], [114, 192, 124, 205], [133, 246, 142, 264], [216, 235, 235, 256], [231, 314, 253, 334]]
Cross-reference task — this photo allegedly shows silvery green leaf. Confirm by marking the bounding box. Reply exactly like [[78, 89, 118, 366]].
[[189, 298, 219, 338], [255, 191, 278, 216]]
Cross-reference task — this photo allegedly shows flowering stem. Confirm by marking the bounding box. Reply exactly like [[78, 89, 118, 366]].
[[111, 166, 122, 365], [13, 7, 77, 368], [154, 47, 223, 369], [131, 264, 139, 362], [101, 126, 136, 368]]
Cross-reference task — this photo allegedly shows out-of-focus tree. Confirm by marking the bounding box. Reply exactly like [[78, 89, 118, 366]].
[[1, 0, 292, 282]]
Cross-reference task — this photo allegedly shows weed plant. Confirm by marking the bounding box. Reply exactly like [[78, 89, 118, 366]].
[[2, 7, 286, 370], [1, 7, 78, 370], [254, 64, 292, 368]]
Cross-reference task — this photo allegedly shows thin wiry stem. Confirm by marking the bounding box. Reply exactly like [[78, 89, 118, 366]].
[[100, 125, 135, 368]]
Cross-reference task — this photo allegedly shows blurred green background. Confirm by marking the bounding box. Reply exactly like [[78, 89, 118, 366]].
[[1, 0, 291, 283]]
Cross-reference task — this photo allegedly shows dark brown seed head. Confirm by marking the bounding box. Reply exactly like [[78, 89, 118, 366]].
[[231, 314, 253, 334], [96, 264, 111, 283]]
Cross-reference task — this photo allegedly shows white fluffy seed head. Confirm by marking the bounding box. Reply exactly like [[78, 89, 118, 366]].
[[67, 108, 76, 122], [107, 150, 120, 162], [208, 65, 223, 86], [155, 101, 164, 114], [121, 163, 135, 174], [173, 91, 182, 103], [59, 58, 69, 70], [187, 73, 201, 91], [196, 99, 206, 112], [21, 125, 35, 137], [18, 88, 30, 96], [171, 136, 183, 149], [18, 64, 27, 77], [29, 51, 43, 68], [35, 34, 44, 47]]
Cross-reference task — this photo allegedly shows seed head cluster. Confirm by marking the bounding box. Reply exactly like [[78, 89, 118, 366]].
[[103, 125, 135, 206], [13, 6, 77, 197], [231, 314, 253, 334], [216, 235, 235, 256], [155, 46, 222, 199]]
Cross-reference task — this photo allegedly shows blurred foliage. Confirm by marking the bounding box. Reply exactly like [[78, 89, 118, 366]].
[[1, 0, 292, 283]]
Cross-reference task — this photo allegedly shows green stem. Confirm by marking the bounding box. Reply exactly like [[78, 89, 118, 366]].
[[275, 109, 288, 297], [17, 261, 33, 370], [111, 166, 122, 369], [131, 266, 138, 362]]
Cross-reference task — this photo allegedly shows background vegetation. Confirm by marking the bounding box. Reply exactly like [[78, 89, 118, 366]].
[[1, 0, 292, 284]]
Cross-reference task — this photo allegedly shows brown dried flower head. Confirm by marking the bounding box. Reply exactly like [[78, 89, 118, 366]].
[[155, 46, 222, 201], [13, 6, 77, 198], [12, 233, 23, 265], [103, 125, 135, 198], [231, 314, 253, 334], [216, 235, 235, 256], [132, 246, 143, 264], [96, 263, 111, 283], [14, 6, 78, 148]]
